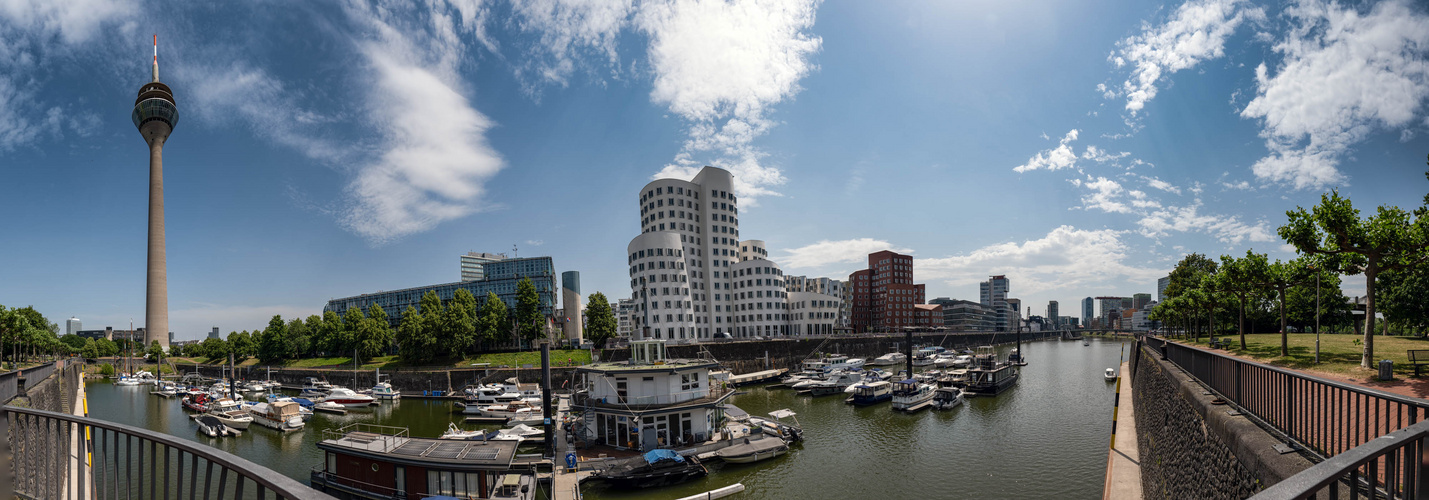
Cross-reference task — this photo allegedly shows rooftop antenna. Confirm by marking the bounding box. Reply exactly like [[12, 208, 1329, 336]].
[[151, 34, 159, 82], [513, 244, 518, 258]]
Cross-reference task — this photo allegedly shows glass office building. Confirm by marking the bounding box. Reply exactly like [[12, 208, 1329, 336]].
[[324, 256, 558, 327]]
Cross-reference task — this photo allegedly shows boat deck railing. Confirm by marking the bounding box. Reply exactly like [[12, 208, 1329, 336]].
[[321, 423, 410, 452]]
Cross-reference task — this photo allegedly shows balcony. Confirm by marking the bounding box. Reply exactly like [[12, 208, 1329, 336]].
[[576, 386, 733, 412]]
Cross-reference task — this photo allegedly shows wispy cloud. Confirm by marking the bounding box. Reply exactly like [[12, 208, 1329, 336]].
[[1013, 129, 1080, 173], [1112, 0, 1264, 117], [183, 63, 350, 163], [641, 0, 823, 202], [1141, 175, 1181, 194], [338, 2, 506, 245], [509, 0, 634, 93], [1138, 199, 1273, 245], [916, 226, 1164, 295], [777, 238, 911, 269], [1240, 0, 1429, 190]]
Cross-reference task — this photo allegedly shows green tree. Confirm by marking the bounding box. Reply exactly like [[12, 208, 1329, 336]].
[[286, 318, 310, 359], [201, 337, 228, 360], [81, 342, 100, 360], [303, 315, 323, 356], [363, 303, 394, 359], [338, 307, 365, 356], [443, 289, 478, 358], [419, 290, 444, 343], [1164, 253, 1220, 300], [396, 306, 434, 364], [146, 340, 164, 362], [584, 292, 618, 348], [515, 278, 544, 343], [226, 331, 254, 359], [59, 334, 87, 351], [1280, 179, 1429, 368], [476, 292, 508, 346], [94, 338, 119, 358], [318, 312, 342, 356], [257, 315, 289, 364], [1217, 251, 1270, 349]]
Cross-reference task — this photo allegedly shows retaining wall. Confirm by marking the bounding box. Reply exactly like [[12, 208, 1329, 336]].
[[1131, 345, 1311, 498]]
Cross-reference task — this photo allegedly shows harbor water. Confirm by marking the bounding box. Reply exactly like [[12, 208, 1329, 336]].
[[86, 336, 1131, 499]]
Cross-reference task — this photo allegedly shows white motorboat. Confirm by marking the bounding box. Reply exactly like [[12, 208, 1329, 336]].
[[468, 401, 543, 420], [242, 381, 268, 392], [134, 370, 158, 385], [846, 380, 894, 406], [247, 401, 305, 432], [299, 378, 335, 398], [370, 381, 401, 400], [891, 379, 936, 411], [495, 424, 544, 442], [195, 415, 239, 438], [313, 400, 347, 414], [713, 436, 789, 464], [150, 381, 179, 397], [440, 422, 487, 440], [931, 387, 964, 410], [800, 355, 863, 375], [868, 352, 907, 366], [319, 387, 376, 408], [747, 409, 803, 443], [1105, 368, 1118, 381], [115, 374, 142, 386], [207, 407, 254, 430], [805, 371, 864, 396]]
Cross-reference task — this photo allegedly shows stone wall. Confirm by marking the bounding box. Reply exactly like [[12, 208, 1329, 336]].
[[1132, 345, 1311, 498], [13, 363, 80, 414]]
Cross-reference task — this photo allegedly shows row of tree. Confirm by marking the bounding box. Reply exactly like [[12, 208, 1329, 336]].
[[1154, 158, 1429, 368], [0, 304, 62, 367]]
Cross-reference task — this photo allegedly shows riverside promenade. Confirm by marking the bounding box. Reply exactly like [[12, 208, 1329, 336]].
[[1102, 361, 1141, 500]]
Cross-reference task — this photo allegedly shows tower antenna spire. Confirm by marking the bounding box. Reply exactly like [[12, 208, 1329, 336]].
[[152, 34, 159, 82]]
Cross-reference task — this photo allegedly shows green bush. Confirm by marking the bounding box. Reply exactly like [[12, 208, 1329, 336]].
[[98, 363, 114, 377]]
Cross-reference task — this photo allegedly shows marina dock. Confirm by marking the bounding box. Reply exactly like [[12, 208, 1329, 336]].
[[728, 368, 787, 387]]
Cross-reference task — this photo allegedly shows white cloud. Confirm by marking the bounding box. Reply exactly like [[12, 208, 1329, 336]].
[[1114, 0, 1264, 115], [1080, 176, 1133, 213], [1013, 129, 1080, 172], [0, 0, 137, 45], [915, 226, 1164, 294], [526, 239, 545, 246], [640, 0, 822, 201], [777, 238, 911, 269], [1221, 179, 1252, 190], [1241, 0, 1429, 189], [1142, 175, 1182, 194], [509, 0, 634, 91], [1138, 200, 1274, 244], [339, 2, 505, 244], [183, 64, 348, 163]]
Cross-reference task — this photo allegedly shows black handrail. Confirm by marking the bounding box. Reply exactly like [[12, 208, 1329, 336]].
[[2, 405, 332, 499], [1251, 418, 1429, 499]]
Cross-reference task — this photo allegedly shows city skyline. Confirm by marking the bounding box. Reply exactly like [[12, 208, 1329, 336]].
[[3, 1, 1426, 339]]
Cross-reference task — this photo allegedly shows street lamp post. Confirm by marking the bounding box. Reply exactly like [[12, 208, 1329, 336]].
[[1315, 267, 1321, 364]]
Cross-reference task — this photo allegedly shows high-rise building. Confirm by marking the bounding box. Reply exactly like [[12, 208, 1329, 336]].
[[561, 271, 583, 341], [616, 299, 636, 338], [980, 275, 1011, 331], [1047, 301, 1059, 329], [1157, 276, 1170, 301], [1133, 293, 1152, 311], [66, 317, 82, 336], [1098, 296, 1123, 319], [1082, 297, 1094, 327], [133, 36, 178, 348], [461, 252, 507, 282], [208, 327, 221, 340], [929, 298, 995, 331], [326, 256, 558, 329], [1006, 298, 1022, 330], [849, 250, 927, 333]]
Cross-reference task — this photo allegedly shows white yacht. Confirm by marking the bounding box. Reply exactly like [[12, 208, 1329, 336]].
[[805, 371, 865, 396], [319, 388, 376, 408], [931, 387, 965, 410], [868, 352, 907, 366], [801, 355, 863, 375], [890, 379, 936, 411]]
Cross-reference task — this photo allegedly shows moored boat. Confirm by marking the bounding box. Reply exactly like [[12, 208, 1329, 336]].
[[890, 379, 936, 412], [319, 387, 376, 408], [195, 415, 239, 438], [1105, 368, 1117, 381], [931, 387, 965, 410], [713, 436, 789, 464], [846, 380, 893, 406], [868, 352, 906, 366], [592, 449, 708, 489], [964, 346, 1019, 397], [247, 401, 305, 432]]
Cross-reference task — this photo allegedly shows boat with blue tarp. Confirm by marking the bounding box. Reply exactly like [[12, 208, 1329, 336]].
[[592, 449, 708, 489]]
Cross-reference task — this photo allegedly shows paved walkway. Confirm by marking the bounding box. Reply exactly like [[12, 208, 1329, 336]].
[[61, 372, 90, 500], [1103, 362, 1141, 500], [1170, 338, 1429, 401]]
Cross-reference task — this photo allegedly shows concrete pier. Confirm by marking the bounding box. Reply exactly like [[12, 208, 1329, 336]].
[[1103, 362, 1141, 500]]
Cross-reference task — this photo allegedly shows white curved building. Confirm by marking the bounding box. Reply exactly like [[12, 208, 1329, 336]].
[[731, 258, 789, 338], [789, 291, 841, 336], [627, 167, 742, 340]]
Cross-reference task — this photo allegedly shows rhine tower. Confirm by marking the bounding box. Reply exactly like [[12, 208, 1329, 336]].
[[132, 35, 178, 348]]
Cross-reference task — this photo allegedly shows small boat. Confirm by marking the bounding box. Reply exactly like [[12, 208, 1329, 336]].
[[805, 371, 864, 396], [181, 393, 214, 413], [370, 381, 401, 400], [846, 380, 893, 406], [592, 449, 708, 489], [964, 346, 1020, 397], [247, 401, 305, 432], [195, 415, 239, 438], [1083, 338, 1090, 346], [1105, 368, 1118, 381], [115, 375, 142, 387], [468, 401, 542, 420], [242, 381, 268, 392], [440, 422, 487, 440], [207, 407, 254, 430], [319, 388, 376, 408], [150, 381, 179, 397], [299, 378, 335, 398], [495, 424, 544, 442], [868, 352, 907, 366], [313, 400, 348, 414], [748, 409, 803, 443], [890, 379, 936, 412], [931, 387, 964, 410], [713, 436, 789, 464], [489, 473, 537, 500]]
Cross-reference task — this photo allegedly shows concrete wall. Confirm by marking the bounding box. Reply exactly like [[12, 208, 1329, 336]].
[[1131, 346, 1311, 498]]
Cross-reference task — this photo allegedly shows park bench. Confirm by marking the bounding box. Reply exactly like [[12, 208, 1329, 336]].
[[1408, 350, 1429, 376], [1208, 339, 1225, 349]]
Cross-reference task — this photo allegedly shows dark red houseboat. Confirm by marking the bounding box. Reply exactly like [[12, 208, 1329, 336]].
[[311, 423, 526, 499]]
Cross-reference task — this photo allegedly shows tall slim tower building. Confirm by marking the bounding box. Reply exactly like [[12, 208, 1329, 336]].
[[132, 36, 178, 348]]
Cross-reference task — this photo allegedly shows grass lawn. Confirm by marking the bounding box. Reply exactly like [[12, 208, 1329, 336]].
[[457, 349, 592, 369], [1176, 332, 1429, 380]]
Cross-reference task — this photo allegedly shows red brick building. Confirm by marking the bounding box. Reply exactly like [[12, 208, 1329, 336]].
[[849, 250, 937, 332]]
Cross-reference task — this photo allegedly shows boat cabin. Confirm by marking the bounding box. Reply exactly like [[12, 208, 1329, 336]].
[[312, 423, 523, 500], [574, 340, 731, 451]]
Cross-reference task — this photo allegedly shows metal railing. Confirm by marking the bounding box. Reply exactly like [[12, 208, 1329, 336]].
[[0, 370, 17, 405], [2, 405, 332, 500], [1252, 418, 1429, 499]]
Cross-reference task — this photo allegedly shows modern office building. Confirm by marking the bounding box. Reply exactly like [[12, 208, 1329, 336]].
[[1047, 301, 1059, 329], [461, 252, 507, 282], [929, 298, 995, 331], [208, 327, 221, 340], [77, 327, 146, 342], [1082, 297, 1094, 327], [561, 271, 584, 342], [849, 250, 928, 333], [66, 317, 82, 336], [325, 256, 558, 330], [1157, 276, 1170, 301], [980, 275, 1012, 331], [788, 290, 843, 336], [1006, 298, 1022, 331], [616, 299, 636, 338], [133, 36, 179, 348], [1133, 293, 1152, 311], [730, 249, 791, 337], [1097, 296, 1123, 318], [1062, 316, 1079, 328]]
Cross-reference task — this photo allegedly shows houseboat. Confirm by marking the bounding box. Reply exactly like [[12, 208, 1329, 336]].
[[890, 379, 936, 412], [311, 423, 528, 499], [846, 380, 893, 406], [963, 346, 1020, 396], [248, 401, 306, 432], [571, 340, 732, 451]]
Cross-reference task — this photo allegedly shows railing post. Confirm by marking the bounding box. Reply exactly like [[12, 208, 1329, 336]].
[[0, 407, 10, 500], [1420, 435, 1429, 500]]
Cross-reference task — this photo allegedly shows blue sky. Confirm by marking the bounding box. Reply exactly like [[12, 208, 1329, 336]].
[[2, 0, 1427, 339]]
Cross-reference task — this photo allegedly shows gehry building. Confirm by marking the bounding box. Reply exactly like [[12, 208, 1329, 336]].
[[625, 166, 841, 341]]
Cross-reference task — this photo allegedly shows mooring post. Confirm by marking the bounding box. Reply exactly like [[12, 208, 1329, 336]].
[[540, 340, 554, 459], [905, 330, 914, 379]]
